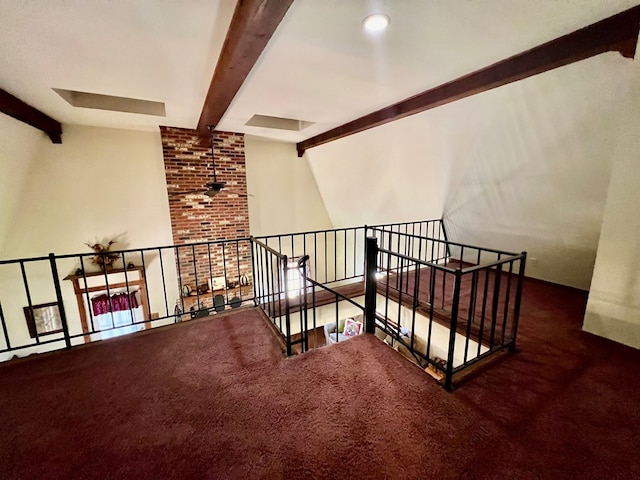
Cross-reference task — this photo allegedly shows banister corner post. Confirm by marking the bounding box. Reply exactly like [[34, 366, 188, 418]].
[[364, 237, 379, 335]]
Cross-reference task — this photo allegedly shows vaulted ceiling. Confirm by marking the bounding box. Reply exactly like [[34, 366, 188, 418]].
[[0, 0, 638, 143]]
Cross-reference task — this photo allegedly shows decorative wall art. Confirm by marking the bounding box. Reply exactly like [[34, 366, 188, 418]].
[[23, 302, 63, 338]]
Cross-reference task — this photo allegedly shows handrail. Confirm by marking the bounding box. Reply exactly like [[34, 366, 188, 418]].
[[0, 238, 254, 264], [368, 219, 444, 230], [254, 225, 365, 241], [304, 276, 365, 310], [459, 254, 525, 274], [0, 255, 50, 265], [377, 246, 457, 273], [251, 237, 286, 259], [53, 237, 253, 260], [368, 226, 520, 257]]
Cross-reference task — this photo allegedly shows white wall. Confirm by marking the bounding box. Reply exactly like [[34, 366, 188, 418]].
[[0, 125, 178, 357], [2, 124, 173, 257], [244, 135, 333, 236], [305, 51, 630, 290], [441, 53, 628, 290], [583, 52, 640, 349], [0, 113, 48, 254], [305, 115, 450, 228]]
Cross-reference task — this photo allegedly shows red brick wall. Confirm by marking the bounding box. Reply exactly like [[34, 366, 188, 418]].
[[160, 127, 252, 299]]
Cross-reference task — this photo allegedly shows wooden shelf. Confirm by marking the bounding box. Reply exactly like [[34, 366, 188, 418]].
[[63, 266, 144, 281], [181, 285, 253, 309]]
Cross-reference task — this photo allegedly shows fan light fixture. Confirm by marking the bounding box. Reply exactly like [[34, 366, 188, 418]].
[[363, 13, 390, 33], [204, 181, 226, 197]]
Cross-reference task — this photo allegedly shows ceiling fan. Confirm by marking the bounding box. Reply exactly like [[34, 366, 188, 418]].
[[168, 127, 252, 198]]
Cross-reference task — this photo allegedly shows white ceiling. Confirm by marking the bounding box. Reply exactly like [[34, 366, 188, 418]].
[[0, 0, 638, 140], [0, 0, 237, 132]]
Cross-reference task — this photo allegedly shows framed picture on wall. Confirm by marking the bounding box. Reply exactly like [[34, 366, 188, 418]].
[[23, 302, 63, 338]]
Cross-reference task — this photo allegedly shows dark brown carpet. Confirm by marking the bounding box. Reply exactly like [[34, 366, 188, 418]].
[[1, 280, 640, 479]]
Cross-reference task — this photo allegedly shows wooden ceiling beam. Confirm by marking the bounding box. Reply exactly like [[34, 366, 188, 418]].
[[297, 5, 640, 157], [0, 88, 62, 143], [197, 0, 294, 137]]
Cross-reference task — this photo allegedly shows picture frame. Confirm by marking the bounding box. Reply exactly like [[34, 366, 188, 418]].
[[23, 302, 63, 338], [208, 276, 226, 291]]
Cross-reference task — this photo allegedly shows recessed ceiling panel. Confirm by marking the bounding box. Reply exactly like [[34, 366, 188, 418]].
[[0, 0, 237, 131], [53, 89, 166, 116], [245, 114, 313, 131]]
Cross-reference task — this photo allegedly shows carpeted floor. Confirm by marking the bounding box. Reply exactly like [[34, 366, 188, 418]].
[[1, 279, 640, 479]]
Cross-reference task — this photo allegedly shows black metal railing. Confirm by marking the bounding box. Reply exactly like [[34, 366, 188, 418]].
[[364, 234, 526, 390], [367, 220, 449, 268], [368, 219, 449, 264], [251, 238, 367, 356], [251, 237, 292, 353], [1, 219, 526, 391], [254, 226, 367, 286], [0, 238, 253, 360], [0, 255, 73, 358], [293, 274, 366, 353]]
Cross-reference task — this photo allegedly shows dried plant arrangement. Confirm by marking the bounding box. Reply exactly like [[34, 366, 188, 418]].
[[86, 240, 120, 271]]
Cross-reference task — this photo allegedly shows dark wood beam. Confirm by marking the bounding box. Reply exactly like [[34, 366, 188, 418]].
[[297, 5, 640, 157], [0, 88, 62, 143], [197, 0, 294, 137]]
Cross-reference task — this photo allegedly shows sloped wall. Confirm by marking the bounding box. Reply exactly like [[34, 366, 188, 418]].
[[0, 125, 177, 356], [584, 53, 640, 349], [0, 113, 47, 256], [305, 51, 628, 290], [244, 136, 332, 236], [305, 115, 450, 228], [441, 53, 628, 290], [3, 125, 172, 257]]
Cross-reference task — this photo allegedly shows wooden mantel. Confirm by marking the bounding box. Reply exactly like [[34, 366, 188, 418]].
[[64, 266, 151, 342]]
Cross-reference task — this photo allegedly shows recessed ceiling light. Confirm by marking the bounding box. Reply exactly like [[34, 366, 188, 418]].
[[363, 13, 390, 33]]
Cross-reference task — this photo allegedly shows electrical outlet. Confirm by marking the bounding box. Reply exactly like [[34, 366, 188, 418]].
[[529, 257, 538, 267]]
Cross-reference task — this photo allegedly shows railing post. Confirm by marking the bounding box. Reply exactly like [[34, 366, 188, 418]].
[[49, 253, 72, 350], [440, 218, 451, 260], [445, 269, 462, 391], [364, 236, 378, 335], [510, 252, 527, 352], [283, 255, 292, 356], [249, 237, 258, 306], [298, 255, 310, 352]]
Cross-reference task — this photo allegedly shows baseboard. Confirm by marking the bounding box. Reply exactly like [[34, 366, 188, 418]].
[[583, 306, 640, 350]]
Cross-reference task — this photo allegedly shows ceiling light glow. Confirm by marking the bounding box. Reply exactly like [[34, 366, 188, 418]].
[[363, 13, 390, 33]]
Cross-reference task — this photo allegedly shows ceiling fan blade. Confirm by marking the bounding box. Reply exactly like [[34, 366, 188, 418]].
[[225, 189, 254, 197], [168, 187, 253, 198]]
